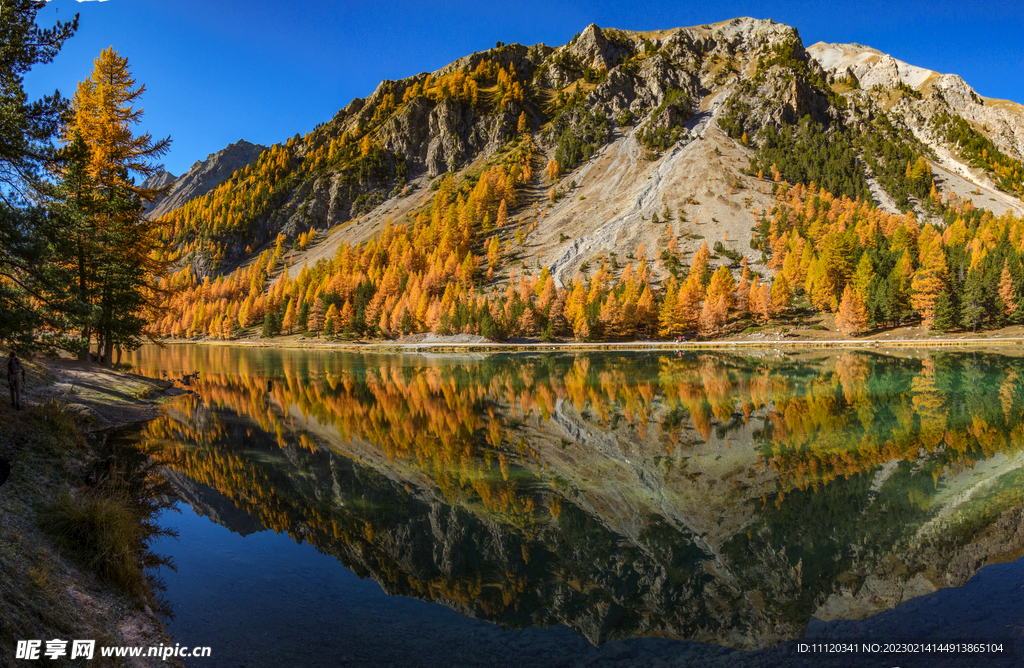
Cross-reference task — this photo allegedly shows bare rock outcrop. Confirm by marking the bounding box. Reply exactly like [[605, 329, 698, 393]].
[[808, 42, 1024, 161], [139, 169, 176, 215]]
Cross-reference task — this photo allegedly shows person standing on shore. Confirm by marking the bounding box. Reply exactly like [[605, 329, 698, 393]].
[[7, 352, 25, 410]]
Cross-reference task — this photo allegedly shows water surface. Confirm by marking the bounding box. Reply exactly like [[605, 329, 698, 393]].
[[122, 345, 1024, 667]]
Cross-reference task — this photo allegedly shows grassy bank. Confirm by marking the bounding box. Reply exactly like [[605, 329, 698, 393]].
[[0, 366, 179, 667]]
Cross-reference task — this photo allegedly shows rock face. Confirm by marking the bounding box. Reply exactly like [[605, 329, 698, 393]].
[[807, 42, 1024, 162], [145, 139, 267, 220], [139, 169, 177, 216], [180, 18, 837, 273]]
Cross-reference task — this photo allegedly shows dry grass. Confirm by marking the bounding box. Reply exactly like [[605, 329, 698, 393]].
[[44, 490, 148, 595], [0, 399, 174, 666], [0, 401, 90, 663]]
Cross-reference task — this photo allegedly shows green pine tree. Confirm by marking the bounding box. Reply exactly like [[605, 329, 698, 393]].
[[261, 312, 280, 338], [884, 269, 910, 327], [959, 269, 986, 331], [932, 292, 955, 332], [0, 1, 79, 350]]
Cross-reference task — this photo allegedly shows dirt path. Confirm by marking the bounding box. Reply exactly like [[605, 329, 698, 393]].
[[14, 357, 188, 432]]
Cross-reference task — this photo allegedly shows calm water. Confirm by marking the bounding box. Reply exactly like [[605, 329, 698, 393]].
[[119, 345, 1024, 667]]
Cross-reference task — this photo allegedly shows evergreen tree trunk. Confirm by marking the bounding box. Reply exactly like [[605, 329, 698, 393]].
[[102, 336, 114, 367]]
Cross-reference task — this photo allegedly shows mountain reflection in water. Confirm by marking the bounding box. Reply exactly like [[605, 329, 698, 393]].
[[127, 346, 1024, 652]]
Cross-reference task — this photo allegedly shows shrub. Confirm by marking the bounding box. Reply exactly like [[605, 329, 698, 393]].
[[45, 491, 147, 594]]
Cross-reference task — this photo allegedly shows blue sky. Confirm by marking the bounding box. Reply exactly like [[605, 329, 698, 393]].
[[27, 0, 1024, 177]]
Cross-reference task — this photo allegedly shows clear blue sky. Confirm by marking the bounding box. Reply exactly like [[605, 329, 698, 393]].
[[27, 0, 1024, 177]]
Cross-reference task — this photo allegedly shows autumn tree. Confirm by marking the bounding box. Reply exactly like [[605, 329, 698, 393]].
[[517, 112, 529, 134], [496, 199, 508, 228], [749, 279, 770, 324], [281, 298, 296, 334], [340, 300, 354, 332], [910, 241, 949, 328], [769, 275, 791, 316], [221, 315, 235, 340], [676, 276, 702, 331], [546, 159, 559, 181], [736, 266, 751, 316], [690, 240, 711, 286], [706, 266, 736, 311], [835, 284, 868, 335], [657, 277, 679, 338], [698, 295, 727, 337], [635, 285, 656, 337], [308, 298, 325, 333], [998, 260, 1017, 316], [599, 292, 622, 338], [852, 253, 873, 296], [65, 47, 172, 364]]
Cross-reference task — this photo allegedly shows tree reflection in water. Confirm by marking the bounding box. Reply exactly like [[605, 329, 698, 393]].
[[127, 346, 1024, 650]]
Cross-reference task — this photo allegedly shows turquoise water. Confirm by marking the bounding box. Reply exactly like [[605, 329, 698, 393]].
[[122, 345, 1024, 667]]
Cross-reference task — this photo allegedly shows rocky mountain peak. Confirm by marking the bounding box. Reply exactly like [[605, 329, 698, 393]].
[[140, 169, 177, 214], [163, 18, 1024, 284], [808, 41, 1024, 161], [146, 139, 268, 220], [565, 24, 620, 71], [807, 42, 935, 91]]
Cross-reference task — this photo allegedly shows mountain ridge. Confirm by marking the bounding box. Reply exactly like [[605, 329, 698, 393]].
[[156, 18, 1024, 281], [144, 139, 267, 221], [148, 17, 1024, 345]]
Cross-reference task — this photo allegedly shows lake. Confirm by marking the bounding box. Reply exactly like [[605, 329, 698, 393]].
[[119, 344, 1024, 667]]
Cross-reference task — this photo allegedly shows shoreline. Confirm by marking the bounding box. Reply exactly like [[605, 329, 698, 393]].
[[33, 357, 190, 432], [1, 356, 187, 667], [152, 334, 1024, 355]]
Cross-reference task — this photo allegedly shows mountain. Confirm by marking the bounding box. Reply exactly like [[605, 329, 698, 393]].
[[139, 169, 176, 215], [156, 18, 1024, 279], [144, 139, 267, 220], [807, 41, 1024, 216], [149, 17, 1024, 344]]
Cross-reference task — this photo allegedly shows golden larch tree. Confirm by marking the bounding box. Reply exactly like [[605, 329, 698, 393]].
[[658, 277, 679, 338], [769, 275, 791, 316], [706, 266, 736, 311], [910, 241, 949, 327], [517, 112, 529, 134], [689, 240, 711, 286], [998, 260, 1017, 315], [676, 275, 703, 332], [546, 159, 559, 181], [835, 284, 868, 335], [65, 47, 172, 365], [281, 298, 296, 334], [309, 298, 325, 333]]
